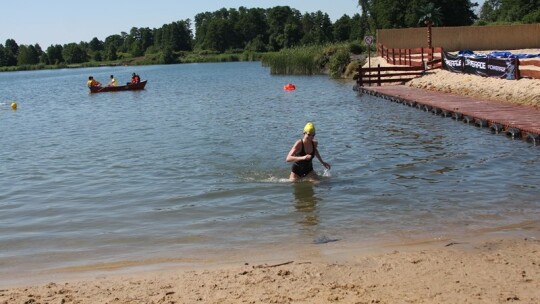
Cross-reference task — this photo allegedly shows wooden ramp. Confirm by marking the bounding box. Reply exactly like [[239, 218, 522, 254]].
[[356, 85, 540, 142]]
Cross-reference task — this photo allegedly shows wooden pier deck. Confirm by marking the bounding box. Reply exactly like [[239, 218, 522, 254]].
[[356, 85, 540, 142]]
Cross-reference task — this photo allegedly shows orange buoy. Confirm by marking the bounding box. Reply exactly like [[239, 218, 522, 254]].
[[284, 83, 296, 91]]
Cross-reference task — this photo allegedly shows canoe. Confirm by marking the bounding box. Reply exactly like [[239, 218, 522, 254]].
[[89, 80, 147, 93]]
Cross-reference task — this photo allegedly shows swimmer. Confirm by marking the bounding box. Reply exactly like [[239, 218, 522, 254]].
[[286, 122, 331, 182]]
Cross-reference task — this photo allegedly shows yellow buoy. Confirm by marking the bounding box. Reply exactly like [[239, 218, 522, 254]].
[[11, 102, 17, 110]]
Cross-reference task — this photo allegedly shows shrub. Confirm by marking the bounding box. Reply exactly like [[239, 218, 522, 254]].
[[329, 48, 351, 79], [349, 41, 365, 55]]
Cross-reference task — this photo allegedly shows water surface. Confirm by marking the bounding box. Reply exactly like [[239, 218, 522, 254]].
[[0, 62, 538, 285]]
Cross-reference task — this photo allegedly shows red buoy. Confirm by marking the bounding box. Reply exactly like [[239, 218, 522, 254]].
[[284, 83, 296, 91]]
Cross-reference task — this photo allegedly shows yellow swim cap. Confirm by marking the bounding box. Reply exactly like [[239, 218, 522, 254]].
[[303, 122, 316, 134]]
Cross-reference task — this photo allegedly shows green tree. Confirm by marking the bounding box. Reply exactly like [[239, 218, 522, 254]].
[[17, 44, 39, 65], [46, 44, 64, 64], [62, 43, 87, 64], [40, 52, 49, 65], [160, 46, 176, 64], [235, 7, 268, 49], [89, 37, 104, 51], [106, 44, 118, 61], [267, 6, 302, 50], [498, 0, 540, 22], [283, 22, 302, 48], [104, 34, 125, 54], [155, 20, 193, 52], [372, 0, 409, 28], [4, 39, 19, 66], [437, 0, 477, 26], [124, 27, 143, 56], [194, 12, 213, 50], [357, 0, 377, 33], [244, 35, 267, 52], [522, 9, 540, 23], [350, 13, 367, 41], [300, 11, 334, 45], [93, 51, 103, 61], [34, 43, 43, 57], [0, 44, 7, 66], [360, 0, 477, 30], [333, 15, 352, 42], [418, 2, 443, 48], [479, 0, 501, 22], [204, 18, 234, 52]]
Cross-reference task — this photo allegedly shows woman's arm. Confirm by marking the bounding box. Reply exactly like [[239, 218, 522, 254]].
[[286, 140, 310, 162], [313, 142, 331, 169]]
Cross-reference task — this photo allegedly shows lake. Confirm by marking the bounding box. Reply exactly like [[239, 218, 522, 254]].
[[1, 62, 539, 286]]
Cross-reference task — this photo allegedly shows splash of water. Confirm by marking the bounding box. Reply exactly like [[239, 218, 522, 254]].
[[322, 168, 332, 177]]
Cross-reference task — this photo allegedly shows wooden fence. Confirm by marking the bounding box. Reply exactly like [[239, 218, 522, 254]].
[[377, 44, 443, 69], [355, 65, 425, 86], [354, 45, 442, 87], [376, 24, 540, 51], [356, 43, 540, 87]]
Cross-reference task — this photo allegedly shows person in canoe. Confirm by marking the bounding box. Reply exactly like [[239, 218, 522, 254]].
[[87, 76, 101, 88], [131, 73, 140, 84], [108, 75, 117, 87], [286, 122, 331, 182]]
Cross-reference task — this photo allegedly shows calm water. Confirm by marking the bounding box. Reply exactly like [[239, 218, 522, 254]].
[[1, 62, 539, 285]]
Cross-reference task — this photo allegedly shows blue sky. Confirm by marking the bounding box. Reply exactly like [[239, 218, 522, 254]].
[[0, 0, 361, 47]]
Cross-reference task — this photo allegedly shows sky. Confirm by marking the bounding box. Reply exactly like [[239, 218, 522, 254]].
[[0, 0, 362, 48]]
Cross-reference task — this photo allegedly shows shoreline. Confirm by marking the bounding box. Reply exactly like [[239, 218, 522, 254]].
[[1, 227, 539, 303]]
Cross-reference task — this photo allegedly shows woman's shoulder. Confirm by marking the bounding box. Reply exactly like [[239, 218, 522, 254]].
[[291, 139, 304, 148]]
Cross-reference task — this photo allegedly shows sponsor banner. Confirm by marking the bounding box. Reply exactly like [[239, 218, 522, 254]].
[[442, 51, 463, 73], [488, 59, 517, 80], [464, 57, 489, 77], [442, 51, 517, 80]]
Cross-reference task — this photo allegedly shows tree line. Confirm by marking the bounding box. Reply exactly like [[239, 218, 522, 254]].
[[1, 2, 537, 68], [478, 0, 540, 24], [355, 0, 537, 30], [0, 6, 365, 68]]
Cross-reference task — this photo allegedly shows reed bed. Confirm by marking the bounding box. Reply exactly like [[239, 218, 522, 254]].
[[261, 43, 363, 77], [261, 46, 326, 75]]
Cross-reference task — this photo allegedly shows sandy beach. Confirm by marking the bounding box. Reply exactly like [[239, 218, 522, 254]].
[[1, 53, 540, 304], [368, 49, 540, 107], [1, 234, 539, 303]]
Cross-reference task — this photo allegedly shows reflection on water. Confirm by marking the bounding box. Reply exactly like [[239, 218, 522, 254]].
[[293, 182, 318, 227]]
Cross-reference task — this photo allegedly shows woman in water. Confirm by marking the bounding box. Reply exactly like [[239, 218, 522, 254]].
[[286, 122, 331, 181]]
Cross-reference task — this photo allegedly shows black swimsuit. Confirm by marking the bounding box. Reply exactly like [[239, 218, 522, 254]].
[[291, 140, 315, 177]]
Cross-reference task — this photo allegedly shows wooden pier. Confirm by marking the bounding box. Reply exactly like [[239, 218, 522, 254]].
[[356, 85, 540, 142]]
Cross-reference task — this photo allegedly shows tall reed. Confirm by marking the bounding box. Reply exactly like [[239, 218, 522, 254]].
[[261, 46, 326, 75]]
